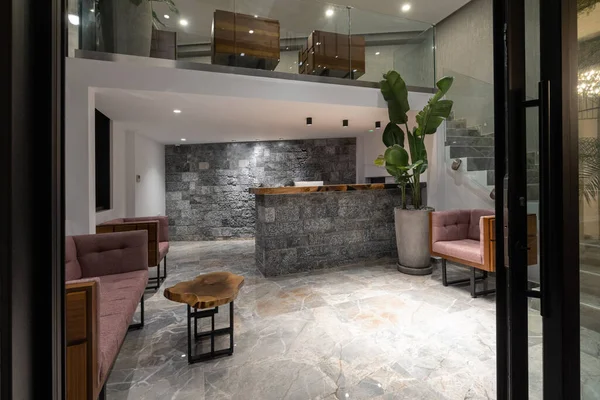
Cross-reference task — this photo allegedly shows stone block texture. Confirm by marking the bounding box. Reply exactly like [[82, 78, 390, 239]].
[[255, 189, 413, 277], [165, 139, 357, 241]]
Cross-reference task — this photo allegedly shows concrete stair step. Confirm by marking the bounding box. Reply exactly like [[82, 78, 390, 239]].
[[447, 119, 467, 129], [445, 136, 494, 147], [449, 146, 494, 158], [465, 157, 494, 171], [487, 169, 539, 185], [446, 127, 482, 137]]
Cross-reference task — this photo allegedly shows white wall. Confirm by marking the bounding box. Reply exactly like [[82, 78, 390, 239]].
[[132, 133, 166, 217]]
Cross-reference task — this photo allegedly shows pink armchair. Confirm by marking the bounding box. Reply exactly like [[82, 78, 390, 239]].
[[429, 209, 496, 298], [97, 216, 169, 290]]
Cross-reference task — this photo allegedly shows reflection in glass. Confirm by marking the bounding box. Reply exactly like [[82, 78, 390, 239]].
[[578, 3, 600, 398], [68, 0, 435, 86]]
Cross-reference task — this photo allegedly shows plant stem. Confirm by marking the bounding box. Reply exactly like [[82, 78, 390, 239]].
[[401, 183, 407, 209], [413, 174, 421, 209]]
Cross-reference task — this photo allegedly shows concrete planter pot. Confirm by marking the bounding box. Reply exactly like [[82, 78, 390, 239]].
[[395, 207, 433, 275], [98, 0, 153, 57]]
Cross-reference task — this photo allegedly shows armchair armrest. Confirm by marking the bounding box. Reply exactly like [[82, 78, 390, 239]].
[[74, 231, 149, 277], [66, 279, 99, 400], [97, 221, 159, 267], [480, 216, 495, 272]]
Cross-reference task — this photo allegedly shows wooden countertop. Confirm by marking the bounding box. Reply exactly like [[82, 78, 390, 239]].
[[249, 183, 399, 195]]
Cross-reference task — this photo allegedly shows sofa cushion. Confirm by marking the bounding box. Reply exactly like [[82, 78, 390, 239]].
[[431, 210, 471, 243], [98, 314, 129, 386], [65, 237, 82, 281], [74, 231, 149, 277], [159, 242, 169, 261], [96, 269, 148, 387], [468, 209, 495, 241], [432, 239, 483, 265]]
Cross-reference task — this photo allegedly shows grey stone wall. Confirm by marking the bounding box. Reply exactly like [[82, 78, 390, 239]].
[[255, 186, 426, 277], [165, 139, 357, 241]]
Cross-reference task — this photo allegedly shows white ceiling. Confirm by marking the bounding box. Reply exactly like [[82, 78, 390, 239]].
[[152, 0, 471, 45], [95, 88, 390, 144]]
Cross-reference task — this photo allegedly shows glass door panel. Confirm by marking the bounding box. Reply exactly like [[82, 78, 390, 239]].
[[496, 0, 581, 397], [578, 4, 600, 398]]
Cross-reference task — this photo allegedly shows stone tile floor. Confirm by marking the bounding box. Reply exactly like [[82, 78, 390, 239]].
[[107, 241, 600, 400]]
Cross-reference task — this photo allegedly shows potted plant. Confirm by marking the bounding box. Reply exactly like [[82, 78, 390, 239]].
[[96, 0, 179, 57], [375, 71, 454, 275]]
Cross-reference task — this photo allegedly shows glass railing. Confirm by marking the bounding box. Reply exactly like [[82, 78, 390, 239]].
[[66, 0, 435, 87], [443, 69, 495, 200]]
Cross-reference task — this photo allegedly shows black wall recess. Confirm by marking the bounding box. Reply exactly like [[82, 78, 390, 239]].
[[95, 110, 111, 211]]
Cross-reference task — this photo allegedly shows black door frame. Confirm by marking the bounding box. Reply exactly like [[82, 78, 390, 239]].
[[494, 0, 581, 398], [0, 0, 65, 398]]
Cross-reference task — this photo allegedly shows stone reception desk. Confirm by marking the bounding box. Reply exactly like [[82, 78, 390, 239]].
[[250, 183, 426, 277]]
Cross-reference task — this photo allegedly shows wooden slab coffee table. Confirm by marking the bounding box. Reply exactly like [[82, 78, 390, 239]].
[[164, 272, 244, 364]]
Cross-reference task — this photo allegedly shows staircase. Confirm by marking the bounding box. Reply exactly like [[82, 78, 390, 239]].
[[445, 117, 540, 201]]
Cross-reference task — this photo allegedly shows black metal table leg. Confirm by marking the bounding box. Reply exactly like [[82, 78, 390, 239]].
[[186, 301, 235, 364], [471, 267, 477, 298], [229, 301, 234, 353]]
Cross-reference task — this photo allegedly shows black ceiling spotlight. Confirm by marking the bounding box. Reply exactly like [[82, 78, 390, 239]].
[[375, 121, 381, 130], [342, 119, 349, 127], [306, 117, 313, 126]]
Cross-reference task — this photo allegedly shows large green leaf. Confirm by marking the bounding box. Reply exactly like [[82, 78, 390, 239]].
[[436, 76, 454, 95], [415, 77, 455, 136], [382, 123, 405, 147], [380, 71, 410, 124], [406, 128, 428, 175], [384, 145, 409, 167]]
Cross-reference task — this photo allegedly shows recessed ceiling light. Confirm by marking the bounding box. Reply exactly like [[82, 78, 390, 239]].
[[325, 8, 334, 17], [401, 3, 411, 12], [180, 138, 186, 141], [353, 69, 357, 72], [254, 14, 258, 18], [249, 29, 254, 34], [164, 14, 170, 19], [375, 51, 380, 55], [173, 109, 181, 114], [179, 19, 188, 26], [68, 14, 80, 26], [240, 52, 245, 56]]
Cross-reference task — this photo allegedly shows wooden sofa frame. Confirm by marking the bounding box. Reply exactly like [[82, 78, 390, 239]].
[[66, 280, 145, 400], [66, 281, 99, 400]]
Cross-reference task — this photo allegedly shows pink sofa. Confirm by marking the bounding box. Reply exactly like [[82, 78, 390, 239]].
[[97, 216, 169, 290], [430, 209, 496, 298], [66, 231, 149, 400]]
